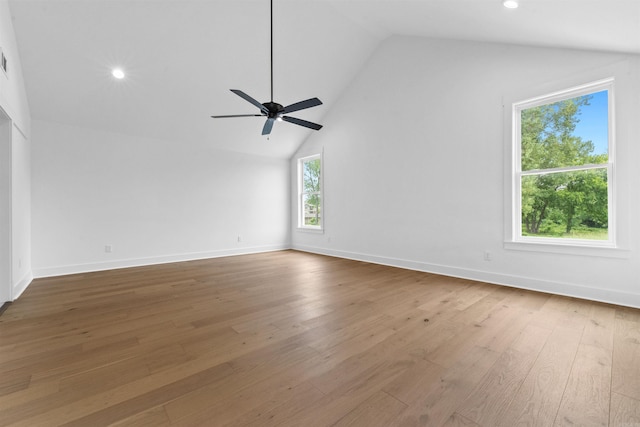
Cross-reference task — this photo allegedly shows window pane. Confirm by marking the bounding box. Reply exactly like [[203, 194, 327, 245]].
[[303, 193, 321, 226], [303, 159, 321, 193], [521, 169, 608, 240], [521, 90, 608, 171]]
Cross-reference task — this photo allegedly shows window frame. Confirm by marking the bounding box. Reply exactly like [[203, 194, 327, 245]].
[[510, 77, 616, 249], [297, 153, 323, 231]]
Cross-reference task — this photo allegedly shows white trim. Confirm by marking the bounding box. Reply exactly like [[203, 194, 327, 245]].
[[12, 122, 27, 140], [510, 77, 615, 248], [0, 108, 11, 303], [33, 244, 290, 278], [296, 227, 324, 234], [297, 152, 324, 230], [12, 270, 32, 300], [0, 47, 7, 78], [514, 78, 614, 111], [503, 241, 629, 258], [292, 244, 640, 309], [520, 163, 608, 176]]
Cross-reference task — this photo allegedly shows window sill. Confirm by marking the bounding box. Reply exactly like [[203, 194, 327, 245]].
[[297, 226, 324, 234], [504, 240, 630, 258]]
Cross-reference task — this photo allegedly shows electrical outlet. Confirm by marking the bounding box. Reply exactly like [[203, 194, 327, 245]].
[[237, 235, 242, 243], [483, 251, 492, 261], [105, 245, 113, 253]]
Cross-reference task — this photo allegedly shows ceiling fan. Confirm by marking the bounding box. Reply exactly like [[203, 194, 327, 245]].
[[211, 0, 323, 136]]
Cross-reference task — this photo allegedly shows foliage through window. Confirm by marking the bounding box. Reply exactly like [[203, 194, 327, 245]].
[[299, 155, 322, 229], [513, 79, 613, 244]]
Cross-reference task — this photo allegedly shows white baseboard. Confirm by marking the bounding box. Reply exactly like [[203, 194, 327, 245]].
[[293, 244, 640, 309], [28, 242, 640, 309], [12, 270, 33, 300], [33, 244, 291, 278]]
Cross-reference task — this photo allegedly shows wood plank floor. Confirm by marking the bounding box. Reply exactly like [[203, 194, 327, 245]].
[[1, 250, 639, 426]]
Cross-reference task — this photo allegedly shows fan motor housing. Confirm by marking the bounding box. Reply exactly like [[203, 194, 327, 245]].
[[263, 101, 284, 118]]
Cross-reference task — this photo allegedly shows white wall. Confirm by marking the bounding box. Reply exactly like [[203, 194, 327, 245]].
[[32, 120, 290, 276], [292, 36, 640, 308], [0, 0, 32, 301], [0, 1, 29, 129]]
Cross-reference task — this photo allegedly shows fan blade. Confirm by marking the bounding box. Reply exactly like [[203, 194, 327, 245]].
[[211, 114, 264, 118], [262, 118, 276, 135], [282, 97, 322, 114], [230, 89, 269, 114], [282, 116, 323, 131]]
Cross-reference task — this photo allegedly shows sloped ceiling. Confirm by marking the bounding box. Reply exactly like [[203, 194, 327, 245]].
[[9, 0, 640, 159]]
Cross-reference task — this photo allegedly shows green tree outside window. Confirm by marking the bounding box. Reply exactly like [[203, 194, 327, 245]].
[[301, 157, 322, 227], [518, 87, 610, 241]]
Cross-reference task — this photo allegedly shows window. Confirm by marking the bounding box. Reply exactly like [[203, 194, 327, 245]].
[[298, 154, 322, 229], [512, 78, 614, 246]]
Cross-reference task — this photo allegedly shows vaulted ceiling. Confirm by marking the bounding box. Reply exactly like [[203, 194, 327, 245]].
[[9, 0, 640, 158]]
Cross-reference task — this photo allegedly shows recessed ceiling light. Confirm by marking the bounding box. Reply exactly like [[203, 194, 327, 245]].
[[111, 68, 125, 79], [503, 0, 518, 8]]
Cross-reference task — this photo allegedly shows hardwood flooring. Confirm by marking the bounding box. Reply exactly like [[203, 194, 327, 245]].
[[1, 250, 639, 426]]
